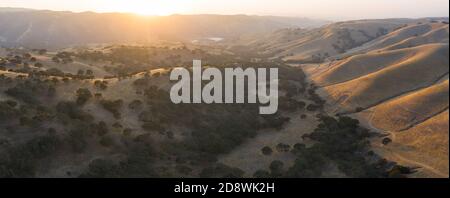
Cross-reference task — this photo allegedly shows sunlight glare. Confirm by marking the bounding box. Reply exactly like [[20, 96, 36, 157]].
[[104, 0, 187, 16]]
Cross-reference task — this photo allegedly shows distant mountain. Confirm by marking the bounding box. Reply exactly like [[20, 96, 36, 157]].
[[0, 8, 329, 48], [0, 7, 32, 12], [235, 18, 449, 63]]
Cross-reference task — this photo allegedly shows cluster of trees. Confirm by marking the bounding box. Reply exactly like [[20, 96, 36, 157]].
[[77, 69, 95, 79], [81, 134, 159, 177], [56, 101, 94, 122], [5, 80, 56, 104], [94, 80, 108, 90], [6, 66, 95, 80], [75, 45, 244, 77], [31, 49, 47, 55], [99, 99, 124, 119], [124, 64, 308, 171], [52, 52, 74, 64], [0, 95, 101, 177], [0, 100, 19, 121], [285, 115, 410, 178], [132, 84, 291, 166], [278, 96, 306, 112], [306, 86, 326, 111], [0, 133, 62, 177], [253, 112, 413, 178], [76, 88, 92, 105], [0, 52, 43, 72]]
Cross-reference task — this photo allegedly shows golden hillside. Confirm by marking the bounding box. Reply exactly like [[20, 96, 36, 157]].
[[371, 80, 449, 132], [313, 44, 445, 86], [321, 43, 448, 113], [381, 110, 449, 178]]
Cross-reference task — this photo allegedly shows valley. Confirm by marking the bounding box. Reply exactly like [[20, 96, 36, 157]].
[[0, 10, 448, 178]]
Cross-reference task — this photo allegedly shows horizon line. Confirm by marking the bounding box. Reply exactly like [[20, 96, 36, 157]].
[[1, 6, 449, 21]]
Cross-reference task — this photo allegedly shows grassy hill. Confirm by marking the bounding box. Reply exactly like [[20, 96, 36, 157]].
[[371, 80, 448, 132], [291, 19, 449, 178], [321, 44, 448, 113]]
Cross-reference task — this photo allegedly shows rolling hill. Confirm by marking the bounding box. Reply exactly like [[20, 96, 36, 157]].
[[290, 19, 449, 178], [371, 80, 449, 132], [1, 14, 448, 178]]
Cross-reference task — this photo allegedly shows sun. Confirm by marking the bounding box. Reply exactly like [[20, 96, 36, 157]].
[[115, 1, 185, 16], [127, 6, 173, 16]]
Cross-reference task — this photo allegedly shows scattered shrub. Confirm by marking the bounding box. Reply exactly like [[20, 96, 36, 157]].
[[76, 88, 92, 105], [261, 146, 273, 155], [99, 99, 123, 119]]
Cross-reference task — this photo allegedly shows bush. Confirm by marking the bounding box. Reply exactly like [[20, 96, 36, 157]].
[[276, 143, 291, 152], [123, 128, 133, 136], [94, 80, 108, 90], [94, 93, 102, 99], [0, 101, 19, 120], [112, 122, 123, 128], [56, 101, 93, 121], [128, 100, 143, 110], [46, 68, 65, 76], [292, 143, 306, 154], [286, 147, 326, 178], [95, 121, 109, 136], [76, 88, 92, 105], [34, 62, 43, 68], [261, 146, 273, 155], [5, 81, 49, 104], [269, 160, 284, 177], [306, 104, 320, 112], [99, 99, 123, 119]]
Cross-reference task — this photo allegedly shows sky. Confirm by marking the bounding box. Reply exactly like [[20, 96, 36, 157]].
[[0, 0, 448, 20]]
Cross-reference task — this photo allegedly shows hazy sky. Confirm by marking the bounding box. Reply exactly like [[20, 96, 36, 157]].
[[0, 0, 448, 20]]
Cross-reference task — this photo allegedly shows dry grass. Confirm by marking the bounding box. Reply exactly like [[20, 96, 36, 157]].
[[391, 110, 449, 177], [371, 80, 448, 131], [322, 43, 448, 113], [314, 45, 430, 86]]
